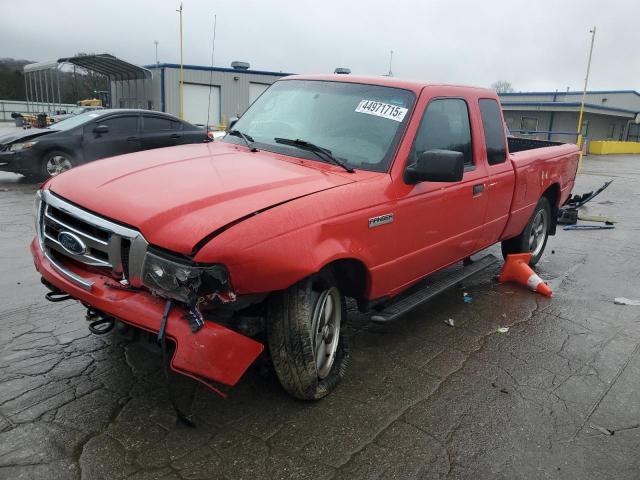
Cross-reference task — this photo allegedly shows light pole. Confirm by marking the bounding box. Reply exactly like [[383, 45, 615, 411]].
[[576, 26, 596, 170], [154, 40, 159, 66], [177, 2, 184, 119]]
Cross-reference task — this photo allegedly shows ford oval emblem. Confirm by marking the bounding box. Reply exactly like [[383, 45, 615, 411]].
[[57, 231, 86, 255]]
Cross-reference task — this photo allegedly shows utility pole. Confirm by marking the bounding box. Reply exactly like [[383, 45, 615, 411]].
[[576, 26, 596, 169], [154, 40, 159, 66], [177, 2, 184, 119]]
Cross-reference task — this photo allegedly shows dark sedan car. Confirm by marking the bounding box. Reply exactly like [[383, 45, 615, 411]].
[[0, 109, 209, 180]]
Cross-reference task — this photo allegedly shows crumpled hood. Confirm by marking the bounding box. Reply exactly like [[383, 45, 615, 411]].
[[48, 142, 354, 254], [0, 128, 53, 146]]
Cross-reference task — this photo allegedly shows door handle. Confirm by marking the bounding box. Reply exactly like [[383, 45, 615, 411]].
[[126, 136, 139, 142], [472, 183, 485, 196], [170, 133, 182, 139]]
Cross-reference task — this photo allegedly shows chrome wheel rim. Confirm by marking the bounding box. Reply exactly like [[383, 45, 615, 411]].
[[311, 287, 342, 379], [529, 209, 548, 257], [46, 155, 72, 176]]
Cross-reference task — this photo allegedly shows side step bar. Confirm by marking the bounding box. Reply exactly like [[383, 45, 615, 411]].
[[370, 254, 498, 324]]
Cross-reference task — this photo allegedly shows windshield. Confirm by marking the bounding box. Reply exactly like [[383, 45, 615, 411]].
[[225, 80, 415, 172], [49, 111, 106, 131]]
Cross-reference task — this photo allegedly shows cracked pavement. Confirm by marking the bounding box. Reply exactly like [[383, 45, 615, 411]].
[[1, 154, 639, 479]]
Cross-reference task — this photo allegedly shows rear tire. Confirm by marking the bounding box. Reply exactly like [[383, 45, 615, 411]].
[[501, 197, 551, 266], [38, 150, 75, 180], [266, 273, 349, 400]]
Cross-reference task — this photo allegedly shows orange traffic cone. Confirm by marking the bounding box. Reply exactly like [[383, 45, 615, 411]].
[[498, 253, 553, 297]]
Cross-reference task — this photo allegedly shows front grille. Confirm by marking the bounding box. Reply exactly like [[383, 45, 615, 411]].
[[120, 238, 131, 278], [43, 204, 112, 268], [38, 191, 148, 284]]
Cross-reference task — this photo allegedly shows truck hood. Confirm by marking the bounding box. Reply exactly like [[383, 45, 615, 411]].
[[48, 142, 354, 254]]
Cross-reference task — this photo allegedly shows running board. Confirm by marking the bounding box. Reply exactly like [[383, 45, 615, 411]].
[[370, 254, 498, 324]]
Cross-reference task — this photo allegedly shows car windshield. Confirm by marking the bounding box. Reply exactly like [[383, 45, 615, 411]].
[[225, 80, 415, 172], [49, 111, 107, 131]]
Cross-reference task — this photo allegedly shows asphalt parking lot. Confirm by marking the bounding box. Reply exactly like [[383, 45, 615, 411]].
[[1, 153, 639, 480]]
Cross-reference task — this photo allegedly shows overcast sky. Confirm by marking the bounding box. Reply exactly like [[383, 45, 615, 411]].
[[1, 0, 638, 92]]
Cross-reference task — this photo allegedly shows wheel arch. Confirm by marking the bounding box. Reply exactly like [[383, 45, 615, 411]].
[[542, 183, 560, 235], [319, 257, 371, 311], [41, 145, 76, 160]]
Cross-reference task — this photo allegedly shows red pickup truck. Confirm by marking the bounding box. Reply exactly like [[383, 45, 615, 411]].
[[31, 75, 579, 400]]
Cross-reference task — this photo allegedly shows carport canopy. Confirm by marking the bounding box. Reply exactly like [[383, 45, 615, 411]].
[[23, 54, 153, 113], [24, 54, 152, 81]]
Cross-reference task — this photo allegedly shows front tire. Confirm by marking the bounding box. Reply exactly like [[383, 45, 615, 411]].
[[266, 274, 349, 400], [39, 150, 75, 180], [501, 196, 551, 266]]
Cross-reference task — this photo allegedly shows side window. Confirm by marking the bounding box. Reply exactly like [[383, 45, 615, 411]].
[[143, 116, 181, 132], [95, 116, 138, 134], [479, 99, 507, 165], [411, 98, 473, 167]]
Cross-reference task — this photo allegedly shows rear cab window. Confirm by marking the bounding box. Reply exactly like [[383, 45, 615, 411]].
[[409, 98, 474, 169], [479, 99, 507, 164]]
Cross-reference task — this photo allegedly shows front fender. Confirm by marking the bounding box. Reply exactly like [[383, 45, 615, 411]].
[[196, 221, 374, 294], [194, 172, 388, 295]]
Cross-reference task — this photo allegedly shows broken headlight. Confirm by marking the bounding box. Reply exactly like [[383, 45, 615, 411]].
[[141, 250, 230, 304]]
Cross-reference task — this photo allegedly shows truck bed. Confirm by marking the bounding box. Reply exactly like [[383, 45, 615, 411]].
[[501, 141, 580, 241], [508, 137, 564, 153]]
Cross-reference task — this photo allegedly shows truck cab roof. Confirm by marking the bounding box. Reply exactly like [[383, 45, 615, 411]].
[[280, 74, 497, 97]]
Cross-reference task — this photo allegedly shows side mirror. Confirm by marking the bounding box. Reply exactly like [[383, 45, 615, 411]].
[[93, 124, 109, 135], [227, 117, 239, 132], [404, 149, 464, 184]]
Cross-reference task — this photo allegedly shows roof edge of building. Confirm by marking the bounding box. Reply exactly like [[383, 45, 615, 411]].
[[144, 63, 294, 77], [499, 89, 640, 97], [500, 101, 639, 115]]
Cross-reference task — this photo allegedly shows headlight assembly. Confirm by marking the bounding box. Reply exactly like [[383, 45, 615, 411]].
[[141, 250, 230, 304], [10, 141, 38, 152]]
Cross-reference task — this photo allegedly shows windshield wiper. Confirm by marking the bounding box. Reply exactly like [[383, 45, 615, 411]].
[[274, 138, 354, 173], [228, 129, 258, 152]]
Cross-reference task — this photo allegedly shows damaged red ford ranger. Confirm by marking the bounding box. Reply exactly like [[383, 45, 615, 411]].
[[31, 75, 579, 400]]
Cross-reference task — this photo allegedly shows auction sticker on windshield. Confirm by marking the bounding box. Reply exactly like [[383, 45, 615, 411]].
[[355, 100, 408, 122]]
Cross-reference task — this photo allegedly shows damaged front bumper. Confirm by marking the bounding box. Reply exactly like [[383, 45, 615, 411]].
[[30, 238, 264, 393]]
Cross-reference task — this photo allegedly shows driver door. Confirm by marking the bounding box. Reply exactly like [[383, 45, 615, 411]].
[[383, 97, 489, 294]]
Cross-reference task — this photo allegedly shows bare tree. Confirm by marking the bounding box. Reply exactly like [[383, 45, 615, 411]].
[[491, 81, 514, 93]]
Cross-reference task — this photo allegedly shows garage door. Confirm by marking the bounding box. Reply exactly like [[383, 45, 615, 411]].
[[249, 83, 270, 105], [183, 83, 220, 126]]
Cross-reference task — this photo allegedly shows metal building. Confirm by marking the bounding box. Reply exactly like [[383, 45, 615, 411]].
[[499, 90, 640, 144], [111, 62, 292, 129]]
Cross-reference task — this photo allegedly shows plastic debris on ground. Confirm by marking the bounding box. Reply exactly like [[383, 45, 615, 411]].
[[563, 224, 615, 231], [497, 327, 509, 333], [614, 297, 640, 306], [590, 424, 614, 436], [444, 318, 455, 327], [557, 180, 615, 228], [462, 292, 473, 303], [578, 214, 616, 224]]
